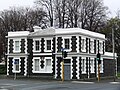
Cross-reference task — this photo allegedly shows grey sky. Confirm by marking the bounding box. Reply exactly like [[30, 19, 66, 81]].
[[0, 0, 119, 17]]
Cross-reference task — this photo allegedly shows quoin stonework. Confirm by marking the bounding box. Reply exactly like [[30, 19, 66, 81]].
[[6, 26, 117, 80]]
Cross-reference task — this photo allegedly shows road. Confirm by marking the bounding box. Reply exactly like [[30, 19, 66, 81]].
[[0, 79, 119, 90]]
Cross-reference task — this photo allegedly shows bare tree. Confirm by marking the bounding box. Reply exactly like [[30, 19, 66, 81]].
[[35, 0, 54, 27], [0, 6, 47, 60], [80, 0, 108, 32]]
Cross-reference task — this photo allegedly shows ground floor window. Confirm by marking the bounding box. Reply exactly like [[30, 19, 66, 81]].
[[33, 57, 52, 73], [46, 59, 52, 72], [34, 59, 40, 71], [81, 58, 86, 74], [90, 58, 94, 73], [13, 58, 20, 72]]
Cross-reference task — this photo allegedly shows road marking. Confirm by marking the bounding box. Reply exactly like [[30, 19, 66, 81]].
[[109, 82, 120, 84], [0, 84, 27, 88], [72, 81, 94, 84]]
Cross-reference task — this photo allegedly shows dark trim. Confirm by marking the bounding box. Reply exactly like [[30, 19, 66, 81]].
[[20, 39, 25, 53], [86, 57, 88, 78], [79, 57, 82, 79], [72, 57, 77, 79], [8, 57, 13, 75], [103, 41, 105, 54], [20, 57, 25, 75], [41, 38, 45, 53], [56, 57, 62, 79], [57, 37, 62, 52], [27, 39, 33, 76], [94, 40, 96, 54], [86, 38, 88, 53], [97, 40, 99, 53], [71, 36, 77, 52], [89, 38, 91, 53], [9, 39, 13, 53], [79, 36, 81, 52]]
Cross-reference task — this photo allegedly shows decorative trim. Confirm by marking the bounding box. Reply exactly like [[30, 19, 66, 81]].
[[24, 57, 27, 76], [76, 36, 79, 53], [72, 57, 77, 79], [57, 37, 62, 52], [71, 36, 77, 52], [7, 57, 9, 75], [76, 57, 79, 79]]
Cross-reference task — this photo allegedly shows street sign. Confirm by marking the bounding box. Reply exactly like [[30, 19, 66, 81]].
[[14, 60, 19, 64]]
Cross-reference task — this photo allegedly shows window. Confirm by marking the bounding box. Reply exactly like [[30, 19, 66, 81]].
[[99, 42, 103, 53], [90, 40, 94, 53], [33, 57, 52, 73], [46, 40, 51, 50], [35, 40, 40, 51], [46, 59, 51, 66], [14, 59, 19, 71], [46, 59, 52, 72], [90, 59, 94, 73], [64, 39, 70, 49], [100, 59, 103, 73], [15, 41, 20, 51], [81, 39, 86, 51], [34, 59, 40, 71], [82, 59, 86, 73]]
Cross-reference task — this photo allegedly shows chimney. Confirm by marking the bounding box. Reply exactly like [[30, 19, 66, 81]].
[[33, 26, 42, 32]]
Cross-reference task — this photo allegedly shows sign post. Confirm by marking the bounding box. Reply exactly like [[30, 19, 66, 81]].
[[14, 71, 16, 80], [14, 60, 18, 80]]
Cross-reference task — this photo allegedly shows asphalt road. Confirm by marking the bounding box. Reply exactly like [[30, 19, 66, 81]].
[[0, 79, 119, 90]]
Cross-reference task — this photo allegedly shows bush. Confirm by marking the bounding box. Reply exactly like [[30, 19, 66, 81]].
[[117, 73, 120, 77], [0, 65, 6, 74]]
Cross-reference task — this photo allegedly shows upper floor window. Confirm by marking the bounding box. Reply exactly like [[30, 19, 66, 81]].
[[90, 40, 94, 53], [99, 42, 103, 53], [81, 38, 86, 52], [64, 39, 70, 49], [35, 40, 40, 51], [46, 40, 51, 50], [15, 41, 19, 51], [14, 41, 20, 52]]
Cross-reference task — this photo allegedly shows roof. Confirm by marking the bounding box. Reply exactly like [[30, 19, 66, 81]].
[[7, 26, 105, 40], [55, 28, 105, 39], [7, 31, 30, 38], [29, 27, 55, 37]]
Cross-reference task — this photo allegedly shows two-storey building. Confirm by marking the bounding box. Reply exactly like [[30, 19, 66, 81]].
[[6, 26, 117, 80]]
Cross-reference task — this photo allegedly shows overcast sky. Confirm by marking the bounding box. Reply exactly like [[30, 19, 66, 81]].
[[0, 0, 119, 17]]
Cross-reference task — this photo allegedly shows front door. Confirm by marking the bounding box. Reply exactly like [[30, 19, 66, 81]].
[[64, 59, 71, 80]]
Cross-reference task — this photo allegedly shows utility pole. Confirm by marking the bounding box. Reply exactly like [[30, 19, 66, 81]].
[[61, 60, 64, 82], [112, 25, 116, 82]]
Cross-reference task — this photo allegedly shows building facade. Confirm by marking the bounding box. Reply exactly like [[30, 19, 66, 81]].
[[6, 26, 117, 80]]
